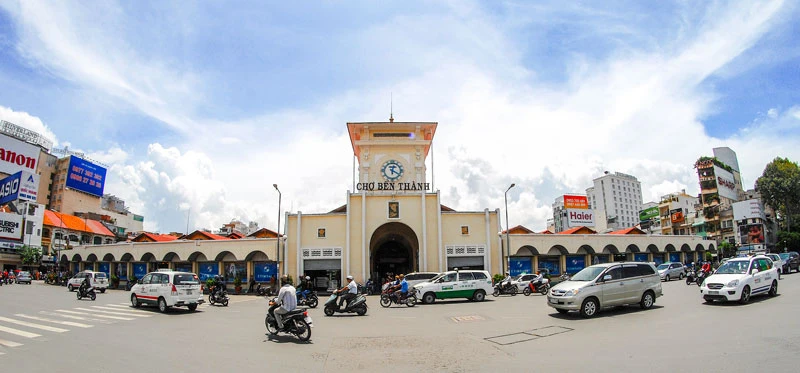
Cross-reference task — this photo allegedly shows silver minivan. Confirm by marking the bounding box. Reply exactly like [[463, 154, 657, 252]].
[[547, 262, 663, 318]]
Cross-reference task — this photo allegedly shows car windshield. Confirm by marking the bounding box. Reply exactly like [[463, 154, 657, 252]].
[[779, 253, 790, 260], [569, 266, 606, 281], [715, 260, 749, 274], [656, 264, 669, 270]]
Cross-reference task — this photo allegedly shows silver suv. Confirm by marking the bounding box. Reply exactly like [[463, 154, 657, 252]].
[[657, 262, 686, 281], [547, 262, 663, 318]]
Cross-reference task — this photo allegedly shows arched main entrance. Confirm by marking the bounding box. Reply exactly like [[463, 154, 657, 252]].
[[369, 222, 419, 282]]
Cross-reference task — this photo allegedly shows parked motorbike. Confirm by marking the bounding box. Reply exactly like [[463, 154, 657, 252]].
[[255, 283, 272, 297], [296, 290, 319, 308], [265, 297, 312, 342], [76, 286, 96, 301], [208, 286, 230, 306], [323, 291, 368, 316], [380, 288, 417, 308], [493, 281, 518, 297], [523, 276, 550, 296]]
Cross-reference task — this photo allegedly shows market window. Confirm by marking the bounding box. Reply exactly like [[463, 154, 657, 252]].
[[317, 228, 326, 238], [461, 226, 469, 235]]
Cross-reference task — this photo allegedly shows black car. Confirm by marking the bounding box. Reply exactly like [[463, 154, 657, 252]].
[[779, 252, 800, 273]]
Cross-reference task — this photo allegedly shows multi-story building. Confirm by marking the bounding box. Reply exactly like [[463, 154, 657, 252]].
[[695, 149, 745, 245], [218, 219, 259, 236], [586, 171, 643, 232], [553, 194, 594, 233], [658, 191, 698, 236], [0, 120, 58, 207]]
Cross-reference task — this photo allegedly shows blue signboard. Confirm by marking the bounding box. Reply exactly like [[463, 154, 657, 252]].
[[634, 253, 649, 262], [133, 263, 147, 279], [65, 156, 107, 197], [0, 171, 22, 205], [72, 262, 80, 274], [566, 256, 585, 274], [254, 262, 278, 282], [653, 256, 664, 266], [198, 262, 218, 281], [98, 262, 110, 277], [509, 258, 532, 277], [669, 253, 681, 263], [175, 263, 192, 273], [538, 258, 560, 276], [593, 255, 609, 264]]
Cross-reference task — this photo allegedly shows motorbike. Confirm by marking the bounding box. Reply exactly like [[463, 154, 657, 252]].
[[685, 268, 696, 285], [492, 281, 518, 297], [380, 288, 417, 308], [323, 291, 368, 316], [255, 283, 272, 297], [76, 286, 96, 301], [695, 270, 710, 287], [296, 290, 319, 308], [208, 286, 230, 306], [265, 297, 312, 342], [523, 276, 550, 296]]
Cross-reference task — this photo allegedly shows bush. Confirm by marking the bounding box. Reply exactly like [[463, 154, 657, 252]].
[[233, 276, 242, 288], [492, 273, 505, 285]]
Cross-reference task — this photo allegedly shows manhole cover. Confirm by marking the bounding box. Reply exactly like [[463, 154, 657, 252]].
[[451, 315, 485, 323]]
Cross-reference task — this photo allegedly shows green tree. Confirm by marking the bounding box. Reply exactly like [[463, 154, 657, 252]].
[[718, 241, 735, 258], [756, 157, 800, 232], [776, 231, 800, 252], [19, 245, 42, 266]]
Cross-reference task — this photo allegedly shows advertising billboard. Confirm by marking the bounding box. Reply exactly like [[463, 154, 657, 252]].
[[639, 206, 659, 221], [563, 195, 589, 209], [509, 257, 532, 276], [65, 156, 107, 197], [714, 165, 738, 201], [670, 208, 685, 224], [732, 199, 764, 221], [566, 208, 595, 227], [0, 211, 23, 240], [0, 171, 39, 205], [0, 133, 39, 175], [740, 224, 765, 245]]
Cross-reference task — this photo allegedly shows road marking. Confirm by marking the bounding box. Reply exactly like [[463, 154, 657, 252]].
[[75, 308, 151, 318], [90, 306, 152, 315], [0, 325, 42, 338], [0, 338, 24, 347], [0, 316, 69, 333], [14, 314, 93, 328], [40, 311, 112, 324], [54, 310, 134, 321]]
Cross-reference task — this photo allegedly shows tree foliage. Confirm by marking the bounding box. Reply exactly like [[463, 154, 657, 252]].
[[718, 241, 735, 258], [756, 157, 800, 232], [777, 231, 800, 252], [19, 245, 42, 266]]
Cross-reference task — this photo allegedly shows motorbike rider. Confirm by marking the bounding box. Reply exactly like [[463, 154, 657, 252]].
[[397, 274, 409, 301], [79, 273, 93, 295], [297, 276, 312, 300], [274, 275, 297, 330], [337, 275, 358, 308], [701, 261, 711, 274], [213, 275, 226, 297], [500, 272, 512, 290]]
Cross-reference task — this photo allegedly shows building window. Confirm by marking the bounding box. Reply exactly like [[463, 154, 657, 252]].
[[461, 226, 469, 235], [317, 228, 326, 238], [388, 201, 400, 219]]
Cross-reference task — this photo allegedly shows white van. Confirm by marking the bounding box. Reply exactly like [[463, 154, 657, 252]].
[[130, 270, 204, 313], [67, 271, 109, 293], [413, 270, 492, 304]]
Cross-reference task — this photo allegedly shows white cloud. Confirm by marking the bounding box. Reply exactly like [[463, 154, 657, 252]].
[[0, 105, 59, 146]]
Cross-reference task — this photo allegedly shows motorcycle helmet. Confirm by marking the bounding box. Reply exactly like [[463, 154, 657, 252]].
[[346, 275, 354, 280], [305, 276, 310, 280]]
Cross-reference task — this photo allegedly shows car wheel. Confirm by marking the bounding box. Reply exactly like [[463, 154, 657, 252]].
[[665, 275, 670, 282], [158, 297, 169, 313], [679, 273, 684, 280], [131, 294, 140, 308], [188, 304, 198, 311], [738, 285, 751, 304], [768, 280, 778, 297], [423, 292, 436, 304], [68, 284, 74, 292], [473, 290, 486, 302], [640, 291, 655, 310], [580, 298, 599, 318], [556, 308, 569, 314], [100, 289, 105, 294]]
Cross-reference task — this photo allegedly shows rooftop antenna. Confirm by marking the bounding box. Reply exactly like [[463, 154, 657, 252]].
[[389, 92, 394, 122]]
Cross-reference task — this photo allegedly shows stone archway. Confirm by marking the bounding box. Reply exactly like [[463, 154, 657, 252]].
[[369, 222, 419, 279]]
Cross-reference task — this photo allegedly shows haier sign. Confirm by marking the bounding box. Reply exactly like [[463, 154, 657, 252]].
[[0, 171, 39, 205], [567, 208, 595, 227], [65, 156, 106, 197]]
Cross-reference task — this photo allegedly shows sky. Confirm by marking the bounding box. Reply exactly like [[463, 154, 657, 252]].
[[0, 1, 799, 234]]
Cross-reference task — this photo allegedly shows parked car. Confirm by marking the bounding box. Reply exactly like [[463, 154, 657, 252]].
[[413, 270, 492, 304], [764, 253, 785, 275], [130, 269, 204, 313], [67, 271, 109, 293], [404, 272, 440, 288], [15, 271, 32, 284], [656, 262, 686, 281], [547, 262, 663, 318], [700, 255, 778, 304], [779, 252, 799, 273]]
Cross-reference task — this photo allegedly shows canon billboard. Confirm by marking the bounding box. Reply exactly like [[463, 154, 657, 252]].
[[0, 133, 39, 175], [714, 165, 738, 201], [566, 208, 594, 228]]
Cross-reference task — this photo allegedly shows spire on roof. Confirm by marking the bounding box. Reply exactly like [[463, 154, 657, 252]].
[[389, 92, 394, 122]]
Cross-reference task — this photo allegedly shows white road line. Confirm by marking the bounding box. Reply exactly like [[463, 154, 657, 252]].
[[0, 316, 69, 333], [0, 338, 24, 347], [14, 314, 93, 328], [40, 311, 112, 324], [0, 325, 42, 338], [95, 305, 152, 314], [75, 308, 151, 318], [54, 310, 134, 321]]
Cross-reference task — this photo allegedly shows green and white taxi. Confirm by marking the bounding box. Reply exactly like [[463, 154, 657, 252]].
[[413, 270, 492, 304]]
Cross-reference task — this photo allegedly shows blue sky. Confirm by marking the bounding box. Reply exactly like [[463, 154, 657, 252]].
[[0, 1, 798, 233]]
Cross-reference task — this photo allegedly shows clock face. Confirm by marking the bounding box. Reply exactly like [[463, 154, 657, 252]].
[[381, 160, 404, 181]]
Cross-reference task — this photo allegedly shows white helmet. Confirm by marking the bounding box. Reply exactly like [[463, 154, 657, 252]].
[[305, 276, 310, 280], [346, 275, 354, 280]]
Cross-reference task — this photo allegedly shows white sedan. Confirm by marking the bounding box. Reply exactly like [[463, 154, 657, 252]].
[[700, 256, 778, 304]]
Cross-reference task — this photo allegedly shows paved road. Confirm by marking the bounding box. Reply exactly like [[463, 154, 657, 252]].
[[1, 273, 799, 372]]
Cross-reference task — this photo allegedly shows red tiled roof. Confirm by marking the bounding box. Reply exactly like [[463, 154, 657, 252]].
[[608, 227, 646, 235], [538, 230, 553, 234], [43, 210, 114, 236], [502, 225, 535, 234], [181, 230, 231, 240], [132, 232, 178, 242], [227, 232, 244, 239], [557, 226, 597, 235], [247, 228, 280, 238]]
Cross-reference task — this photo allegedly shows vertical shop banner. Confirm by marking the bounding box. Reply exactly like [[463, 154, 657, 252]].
[[509, 257, 532, 276], [653, 256, 665, 266], [98, 262, 110, 277], [669, 253, 681, 263], [565, 256, 585, 274], [116, 263, 127, 279], [133, 263, 147, 279], [254, 262, 278, 282], [224, 262, 246, 281], [198, 262, 218, 281], [634, 253, 649, 262]]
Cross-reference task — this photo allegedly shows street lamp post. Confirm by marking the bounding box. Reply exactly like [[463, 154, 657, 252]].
[[504, 183, 515, 275], [273, 184, 281, 283]]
